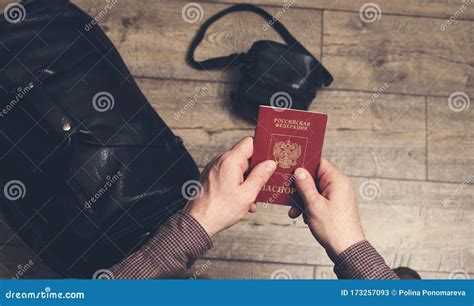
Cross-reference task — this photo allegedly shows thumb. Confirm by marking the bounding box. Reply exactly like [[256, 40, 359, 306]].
[[242, 160, 277, 196], [294, 168, 325, 209]]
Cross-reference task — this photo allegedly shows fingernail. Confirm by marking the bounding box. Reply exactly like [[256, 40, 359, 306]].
[[265, 160, 277, 172], [294, 168, 307, 180]]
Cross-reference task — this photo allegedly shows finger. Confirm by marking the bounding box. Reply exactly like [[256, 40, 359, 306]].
[[294, 168, 325, 208], [228, 136, 254, 160], [225, 136, 254, 173], [317, 158, 345, 191], [288, 206, 302, 219], [249, 203, 257, 213], [242, 160, 277, 195]]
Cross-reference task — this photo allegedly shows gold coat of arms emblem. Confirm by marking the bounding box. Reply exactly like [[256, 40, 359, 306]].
[[273, 139, 302, 169]]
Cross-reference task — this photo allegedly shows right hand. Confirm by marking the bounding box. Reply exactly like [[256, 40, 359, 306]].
[[186, 137, 277, 237], [289, 159, 366, 261]]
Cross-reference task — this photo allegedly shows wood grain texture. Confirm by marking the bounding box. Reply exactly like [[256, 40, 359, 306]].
[[0, 0, 471, 280], [139, 78, 427, 180], [323, 10, 473, 97], [68, 1, 473, 98], [427, 96, 474, 183], [190, 260, 474, 280], [188, 259, 314, 279], [351, 177, 473, 210], [206, 203, 473, 273], [212, 0, 474, 20], [71, 0, 322, 81]]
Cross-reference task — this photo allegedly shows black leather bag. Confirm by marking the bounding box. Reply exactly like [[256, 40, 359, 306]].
[[0, 0, 199, 278], [187, 4, 333, 120]]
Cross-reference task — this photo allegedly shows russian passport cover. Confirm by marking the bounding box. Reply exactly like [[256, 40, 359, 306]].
[[250, 106, 328, 206]]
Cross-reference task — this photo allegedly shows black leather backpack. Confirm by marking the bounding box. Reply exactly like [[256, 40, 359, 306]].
[[0, 0, 199, 278]]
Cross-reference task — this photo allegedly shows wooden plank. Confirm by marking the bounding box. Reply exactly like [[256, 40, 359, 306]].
[[189, 260, 474, 279], [323, 11, 473, 97], [0, 245, 61, 279], [351, 177, 473, 210], [213, 0, 474, 21], [427, 96, 474, 183], [71, 0, 322, 81], [187, 259, 314, 279], [140, 78, 427, 180], [205, 203, 474, 273]]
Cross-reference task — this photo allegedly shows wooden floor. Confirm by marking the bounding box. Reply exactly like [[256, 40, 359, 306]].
[[0, 0, 472, 279]]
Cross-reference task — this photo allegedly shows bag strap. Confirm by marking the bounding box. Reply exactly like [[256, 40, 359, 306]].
[[186, 3, 310, 70]]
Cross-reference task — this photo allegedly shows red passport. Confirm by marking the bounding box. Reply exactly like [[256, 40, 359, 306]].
[[250, 106, 328, 206]]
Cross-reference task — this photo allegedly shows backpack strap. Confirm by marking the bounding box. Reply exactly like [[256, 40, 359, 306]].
[[186, 3, 309, 70]]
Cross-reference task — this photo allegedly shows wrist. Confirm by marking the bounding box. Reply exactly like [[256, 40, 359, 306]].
[[185, 203, 219, 237], [328, 234, 365, 262]]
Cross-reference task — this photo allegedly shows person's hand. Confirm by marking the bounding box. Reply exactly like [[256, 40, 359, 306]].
[[186, 137, 277, 237], [289, 159, 365, 261]]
